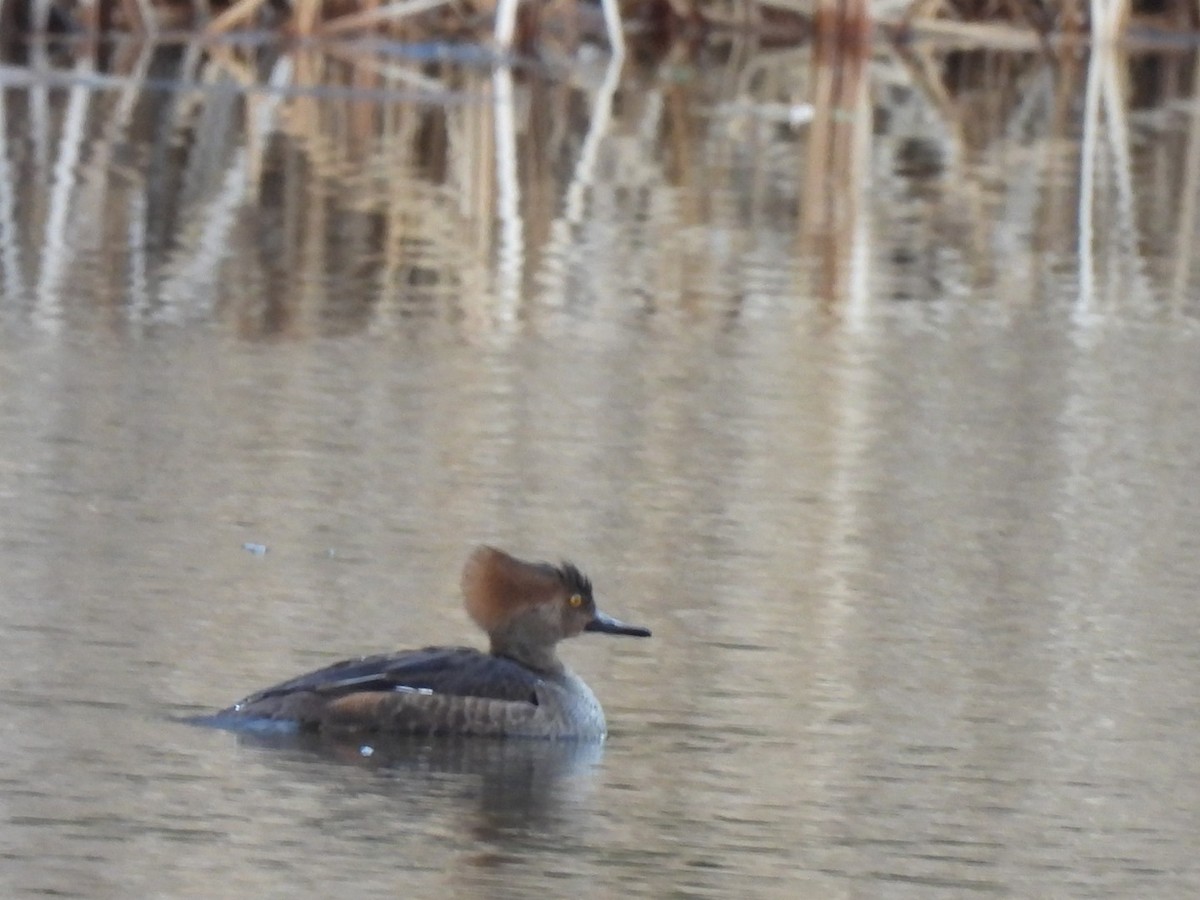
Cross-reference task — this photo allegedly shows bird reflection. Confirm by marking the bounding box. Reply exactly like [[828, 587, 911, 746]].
[[231, 729, 605, 831]]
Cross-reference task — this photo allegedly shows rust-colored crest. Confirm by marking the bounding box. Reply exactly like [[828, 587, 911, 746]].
[[460, 546, 562, 632]]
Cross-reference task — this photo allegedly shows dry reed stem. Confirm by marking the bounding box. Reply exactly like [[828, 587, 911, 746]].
[[0, 83, 27, 308], [904, 17, 1044, 48], [491, 66, 522, 317], [1090, 0, 1131, 40], [204, 0, 270, 34], [1171, 51, 1200, 307], [801, 49, 868, 305], [285, 50, 322, 165], [321, 42, 450, 92], [318, 0, 452, 35], [557, 54, 621, 227], [1077, 44, 1103, 312], [751, 0, 819, 15], [36, 55, 93, 325], [203, 42, 260, 87], [119, 0, 152, 33], [293, 0, 322, 34], [890, 40, 957, 128], [902, 0, 944, 29]]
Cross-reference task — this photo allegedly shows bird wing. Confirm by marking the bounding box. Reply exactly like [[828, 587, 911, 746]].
[[234, 646, 543, 707]]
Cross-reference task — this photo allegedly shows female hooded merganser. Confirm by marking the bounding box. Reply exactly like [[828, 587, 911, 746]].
[[207, 546, 650, 740]]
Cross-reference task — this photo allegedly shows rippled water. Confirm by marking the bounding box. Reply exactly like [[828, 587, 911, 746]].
[[2, 38, 1200, 899]]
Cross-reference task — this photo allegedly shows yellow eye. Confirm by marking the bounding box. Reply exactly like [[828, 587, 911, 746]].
[[569, 594, 583, 608]]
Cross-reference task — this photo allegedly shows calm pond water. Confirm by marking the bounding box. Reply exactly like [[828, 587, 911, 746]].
[[2, 36, 1200, 899]]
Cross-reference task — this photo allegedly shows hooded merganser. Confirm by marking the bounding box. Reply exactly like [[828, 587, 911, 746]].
[[206, 546, 651, 740]]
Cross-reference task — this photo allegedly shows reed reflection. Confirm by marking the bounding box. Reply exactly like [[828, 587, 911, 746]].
[[0, 39, 1197, 336]]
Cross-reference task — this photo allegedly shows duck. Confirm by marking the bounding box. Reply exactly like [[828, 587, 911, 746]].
[[205, 545, 650, 740]]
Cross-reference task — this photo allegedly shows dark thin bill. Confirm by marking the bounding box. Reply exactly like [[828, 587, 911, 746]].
[[585, 610, 651, 637]]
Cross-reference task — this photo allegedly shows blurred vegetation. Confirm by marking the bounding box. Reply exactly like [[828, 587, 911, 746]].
[[2, 0, 1199, 49]]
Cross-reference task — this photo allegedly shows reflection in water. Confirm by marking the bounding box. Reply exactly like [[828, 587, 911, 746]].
[[0, 39, 1196, 338], [234, 731, 604, 832], [2, 35, 1200, 900]]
